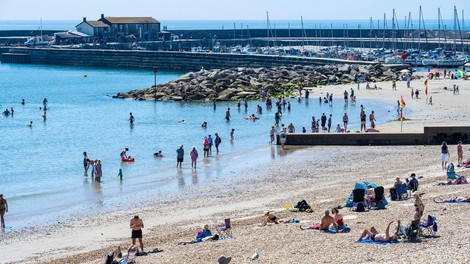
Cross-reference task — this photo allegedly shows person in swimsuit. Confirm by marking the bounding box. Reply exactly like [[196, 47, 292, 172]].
[[129, 112, 135, 124], [332, 208, 344, 227], [262, 211, 279, 226], [300, 210, 337, 231], [83, 152, 90, 176], [0, 194, 8, 228], [130, 215, 144, 252], [121, 148, 129, 159], [413, 192, 425, 221], [358, 220, 400, 242]]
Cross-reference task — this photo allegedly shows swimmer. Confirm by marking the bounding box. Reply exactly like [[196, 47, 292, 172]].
[[201, 121, 207, 128], [154, 150, 164, 157], [21, 99, 25, 105], [28, 121, 33, 127], [177, 119, 186, 124]]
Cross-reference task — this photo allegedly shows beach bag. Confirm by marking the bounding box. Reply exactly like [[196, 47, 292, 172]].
[[356, 203, 365, 212], [295, 200, 311, 212], [390, 188, 398, 201]]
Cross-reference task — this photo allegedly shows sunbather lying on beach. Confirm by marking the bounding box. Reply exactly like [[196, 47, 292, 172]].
[[357, 220, 400, 242], [434, 196, 470, 203], [177, 224, 220, 245], [436, 175, 468, 185], [261, 211, 291, 226], [300, 210, 338, 231]]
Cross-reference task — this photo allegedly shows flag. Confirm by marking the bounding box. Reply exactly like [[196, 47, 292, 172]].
[[400, 96, 406, 109], [424, 79, 428, 96]]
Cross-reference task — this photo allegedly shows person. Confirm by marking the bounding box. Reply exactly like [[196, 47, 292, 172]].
[[262, 211, 279, 226], [203, 137, 210, 158], [43, 97, 48, 107], [118, 168, 123, 181], [344, 90, 349, 104], [434, 196, 470, 203], [130, 215, 144, 252], [176, 145, 184, 168], [393, 177, 403, 188], [178, 225, 219, 245], [120, 148, 129, 159], [300, 210, 337, 231], [320, 113, 327, 130], [213, 99, 217, 110], [441, 141, 449, 170], [327, 114, 332, 133], [358, 221, 400, 242], [305, 89, 309, 99], [279, 127, 287, 150], [365, 185, 375, 208], [335, 124, 342, 133], [21, 99, 25, 105], [230, 128, 235, 140], [190, 146, 198, 169], [302, 127, 306, 133], [0, 194, 8, 228], [360, 111, 367, 132], [214, 133, 221, 154], [415, 89, 419, 99], [10, 108, 14, 116], [331, 208, 344, 227], [269, 126, 276, 145], [411, 88, 414, 99], [287, 123, 295, 133], [201, 121, 207, 129], [28, 121, 33, 127], [369, 111, 376, 128], [392, 79, 397, 90], [457, 141, 464, 166], [83, 152, 90, 176], [153, 150, 164, 157], [407, 173, 419, 192], [343, 113, 349, 131], [225, 108, 230, 121], [287, 101, 291, 111], [207, 134, 213, 155], [413, 192, 425, 221], [95, 160, 102, 182], [129, 112, 135, 124]]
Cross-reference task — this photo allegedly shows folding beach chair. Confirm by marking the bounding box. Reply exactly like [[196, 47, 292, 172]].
[[402, 220, 421, 242], [420, 215, 438, 237], [447, 163, 457, 180], [217, 218, 232, 239], [395, 183, 409, 200], [352, 189, 366, 211], [371, 186, 386, 209]]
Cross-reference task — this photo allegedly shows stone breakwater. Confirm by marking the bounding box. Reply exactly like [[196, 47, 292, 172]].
[[114, 64, 409, 101]]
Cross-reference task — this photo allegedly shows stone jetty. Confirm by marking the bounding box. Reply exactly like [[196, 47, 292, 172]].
[[113, 64, 409, 101]]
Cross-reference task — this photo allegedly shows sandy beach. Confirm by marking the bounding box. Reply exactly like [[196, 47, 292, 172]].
[[2, 73, 470, 264]]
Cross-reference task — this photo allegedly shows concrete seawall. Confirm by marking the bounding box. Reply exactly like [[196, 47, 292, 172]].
[[2, 47, 382, 71], [281, 126, 470, 146]]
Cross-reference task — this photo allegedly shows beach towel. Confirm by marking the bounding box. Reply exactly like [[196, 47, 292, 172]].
[[356, 238, 399, 245]]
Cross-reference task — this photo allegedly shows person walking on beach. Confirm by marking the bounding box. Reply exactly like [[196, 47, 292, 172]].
[[129, 112, 135, 125], [214, 133, 221, 154], [411, 89, 414, 99], [392, 80, 397, 90], [343, 113, 349, 131], [360, 111, 367, 132], [130, 215, 144, 253], [190, 146, 198, 169], [369, 111, 376, 128], [269, 126, 276, 144], [457, 141, 464, 166], [441, 141, 449, 170], [0, 194, 8, 229], [176, 145, 184, 168], [225, 108, 230, 121], [83, 152, 90, 176], [327, 114, 332, 133]]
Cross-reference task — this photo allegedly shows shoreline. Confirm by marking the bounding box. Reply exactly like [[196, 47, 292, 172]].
[[2, 73, 470, 263]]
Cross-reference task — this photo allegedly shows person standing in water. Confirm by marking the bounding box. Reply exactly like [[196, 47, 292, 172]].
[[118, 169, 123, 181], [213, 99, 217, 110], [214, 133, 221, 154], [225, 108, 231, 121], [129, 113, 135, 124], [207, 134, 213, 155], [269, 126, 276, 144], [190, 146, 199, 169], [176, 145, 184, 168], [230, 129, 235, 140], [83, 152, 90, 176], [0, 194, 8, 229], [327, 114, 332, 133]]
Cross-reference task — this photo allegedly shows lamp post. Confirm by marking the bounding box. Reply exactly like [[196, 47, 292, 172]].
[[153, 66, 158, 100]]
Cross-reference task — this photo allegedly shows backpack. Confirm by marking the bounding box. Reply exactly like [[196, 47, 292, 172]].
[[295, 200, 311, 212], [356, 203, 365, 212]]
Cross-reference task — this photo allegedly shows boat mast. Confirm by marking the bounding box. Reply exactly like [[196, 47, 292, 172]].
[[408, 12, 413, 50], [369, 17, 373, 51], [382, 13, 386, 49], [454, 6, 464, 53], [392, 9, 396, 51], [266, 11, 270, 48], [438, 8, 441, 49], [301, 16, 308, 48]]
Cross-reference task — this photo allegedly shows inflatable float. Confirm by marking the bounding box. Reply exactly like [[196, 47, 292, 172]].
[[121, 157, 135, 162]]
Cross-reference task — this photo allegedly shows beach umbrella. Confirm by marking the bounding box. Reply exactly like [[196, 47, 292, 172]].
[[354, 182, 368, 191]]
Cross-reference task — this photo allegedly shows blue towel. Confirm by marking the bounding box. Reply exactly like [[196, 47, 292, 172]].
[[356, 238, 399, 245]]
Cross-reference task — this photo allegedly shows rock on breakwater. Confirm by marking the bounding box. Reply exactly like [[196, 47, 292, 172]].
[[114, 64, 409, 101]]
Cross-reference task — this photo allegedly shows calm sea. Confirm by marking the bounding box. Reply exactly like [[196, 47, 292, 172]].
[[0, 63, 398, 229], [0, 19, 468, 31]]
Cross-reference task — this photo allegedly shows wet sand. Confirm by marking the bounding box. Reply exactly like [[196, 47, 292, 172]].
[[2, 73, 470, 264]]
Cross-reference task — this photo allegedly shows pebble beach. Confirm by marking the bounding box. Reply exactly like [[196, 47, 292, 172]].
[[2, 73, 470, 264]]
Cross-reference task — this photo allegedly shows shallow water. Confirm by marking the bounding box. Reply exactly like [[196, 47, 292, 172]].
[[0, 63, 397, 229]]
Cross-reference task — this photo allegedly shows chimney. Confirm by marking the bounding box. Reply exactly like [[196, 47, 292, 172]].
[[101, 14, 104, 19], [83, 17, 86, 22]]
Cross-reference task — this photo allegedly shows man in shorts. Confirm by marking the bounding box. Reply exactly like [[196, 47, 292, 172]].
[[0, 194, 8, 228], [176, 145, 184, 168], [130, 215, 144, 252]]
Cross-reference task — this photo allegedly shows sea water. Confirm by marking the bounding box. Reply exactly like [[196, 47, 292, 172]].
[[0, 63, 397, 229]]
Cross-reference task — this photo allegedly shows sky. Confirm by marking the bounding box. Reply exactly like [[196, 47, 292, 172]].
[[0, 0, 466, 21]]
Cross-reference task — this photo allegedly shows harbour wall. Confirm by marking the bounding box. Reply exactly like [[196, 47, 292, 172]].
[[2, 47, 383, 71], [281, 126, 470, 146]]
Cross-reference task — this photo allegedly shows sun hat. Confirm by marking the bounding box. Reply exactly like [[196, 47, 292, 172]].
[[412, 191, 420, 197]]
